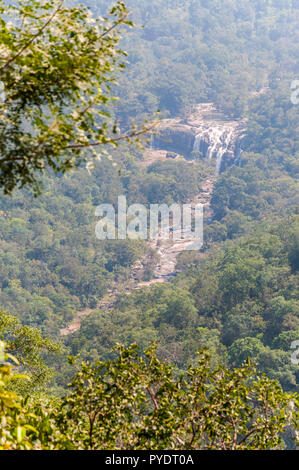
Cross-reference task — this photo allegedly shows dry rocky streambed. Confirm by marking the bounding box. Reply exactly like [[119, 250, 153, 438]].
[[60, 103, 245, 336]]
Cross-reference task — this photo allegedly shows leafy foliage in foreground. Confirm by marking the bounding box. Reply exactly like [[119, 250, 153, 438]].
[[0, 343, 298, 450], [0, 0, 135, 194], [0, 311, 61, 395]]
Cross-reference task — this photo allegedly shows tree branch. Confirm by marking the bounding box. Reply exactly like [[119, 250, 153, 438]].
[[66, 122, 158, 150], [237, 427, 257, 446], [98, 14, 129, 40], [0, 122, 157, 166], [146, 386, 159, 411]]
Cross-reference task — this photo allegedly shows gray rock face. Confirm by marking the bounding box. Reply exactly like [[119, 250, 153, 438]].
[[166, 152, 179, 159], [153, 126, 195, 157], [153, 103, 246, 173]]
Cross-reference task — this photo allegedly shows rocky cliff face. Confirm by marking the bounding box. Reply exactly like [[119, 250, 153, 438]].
[[153, 124, 195, 157], [153, 103, 246, 173]]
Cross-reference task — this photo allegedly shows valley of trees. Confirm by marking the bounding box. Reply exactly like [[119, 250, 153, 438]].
[[0, 0, 298, 451]]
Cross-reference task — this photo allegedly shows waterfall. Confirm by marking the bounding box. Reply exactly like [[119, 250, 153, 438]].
[[216, 129, 233, 173], [149, 134, 154, 150], [193, 134, 201, 152], [193, 126, 234, 173], [193, 129, 210, 153], [238, 148, 244, 167]]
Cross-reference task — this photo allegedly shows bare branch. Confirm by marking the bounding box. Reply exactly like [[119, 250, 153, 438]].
[[237, 427, 257, 446], [98, 13, 129, 41], [0, 123, 158, 167], [146, 386, 159, 411], [66, 122, 158, 150]]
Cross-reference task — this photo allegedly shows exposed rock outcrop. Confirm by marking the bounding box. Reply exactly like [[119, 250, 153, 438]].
[[153, 124, 195, 157], [153, 103, 246, 173]]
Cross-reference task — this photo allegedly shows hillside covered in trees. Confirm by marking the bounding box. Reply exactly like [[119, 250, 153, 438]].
[[0, 0, 298, 450]]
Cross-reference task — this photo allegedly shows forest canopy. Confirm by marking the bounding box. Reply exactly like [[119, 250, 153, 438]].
[[0, 0, 298, 451]]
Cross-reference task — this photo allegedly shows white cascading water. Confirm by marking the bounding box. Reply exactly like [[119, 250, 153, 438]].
[[237, 148, 244, 167], [193, 128, 210, 152], [150, 134, 154, 150], [215, 129, 233, 173], [193, 134, 201, 151], [193, 125, 234, 174]]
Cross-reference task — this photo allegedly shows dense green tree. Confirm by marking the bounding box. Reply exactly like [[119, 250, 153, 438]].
[[0, 0, 141, 194], [41, 345, 299, 450], [0, 311, 61, 394], [0, 342, 297, 450]]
